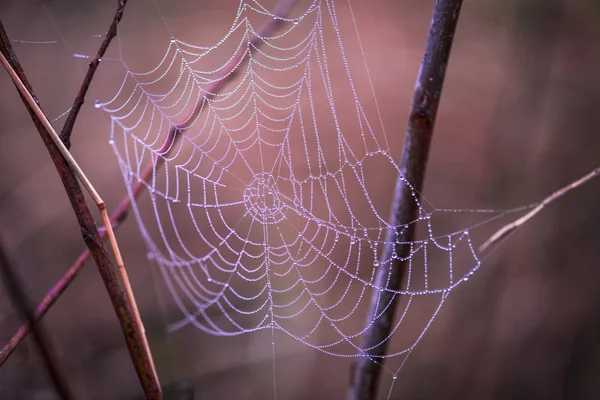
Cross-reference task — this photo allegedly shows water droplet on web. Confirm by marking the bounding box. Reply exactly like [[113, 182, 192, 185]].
[[92, 3, 498, 362], [108, 139, 114, 145]]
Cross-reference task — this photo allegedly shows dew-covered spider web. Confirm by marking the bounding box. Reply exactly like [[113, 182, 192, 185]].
[[95, 0, 519, 385]]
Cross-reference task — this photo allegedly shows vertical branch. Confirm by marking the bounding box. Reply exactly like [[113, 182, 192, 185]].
[[0, 0, 300, 370], [0, 24, 163, 400], [349, 1, 464, 399], [0, 235, 74, 400]]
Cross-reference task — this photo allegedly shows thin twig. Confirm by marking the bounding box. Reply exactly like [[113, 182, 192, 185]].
[[59, 0, 129, 149], [53, 0, 158, 381], [479, 167, 600, 252], [0, 23, 163, 399], [0, 48, 160, 393], [6, 0, 157, 384], [348, 1, 464, 399], [0, 0, 298, 368], [0, 234, 74, 400], [0, 242, 90, 367]]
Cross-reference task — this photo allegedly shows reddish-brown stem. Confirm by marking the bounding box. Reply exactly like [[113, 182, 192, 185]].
[[0, 23, 163, 399], [479, 166, 600, 253], [59, 0, 129, 149], [0, 236, 74, 400], [0, 0, 298, 369], [348, 1, 464, 399]]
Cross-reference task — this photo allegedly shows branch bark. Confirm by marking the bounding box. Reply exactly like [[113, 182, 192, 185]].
[[348, 1, 464, 399], [479, 166, 600, 252], [59, 0, 129, 149], [0, 0, 299, 369], [0, 22, 163, 400], [0, 235, 74, 400]]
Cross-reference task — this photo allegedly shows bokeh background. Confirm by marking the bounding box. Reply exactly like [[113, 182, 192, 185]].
[[1, 0, 599, 399]]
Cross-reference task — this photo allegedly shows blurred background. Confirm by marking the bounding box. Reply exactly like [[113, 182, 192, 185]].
[[0, 0, 599, 399]]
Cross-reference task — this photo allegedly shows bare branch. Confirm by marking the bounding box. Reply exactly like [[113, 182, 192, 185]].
[[0, 234, 74, 400], [0, 241, 90, 367], [0, 0, 299, 369], [59, 0, 129, 149], [0, 22, 163, 399], [348, 1, 464, 399], [479, 166, 600, 252]]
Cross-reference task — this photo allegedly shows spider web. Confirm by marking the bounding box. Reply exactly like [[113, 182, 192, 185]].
[[97, 0, 491, 366]]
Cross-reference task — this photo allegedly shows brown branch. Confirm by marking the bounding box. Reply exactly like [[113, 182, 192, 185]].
[[348, 1, 464, 399], [59, 0, 129, 149], [0, 0, 298, 369], [0, 240, 91, 367], [0, 23, 163, 400], [0, 234, 74, 400], [479, 166, 600, 252]]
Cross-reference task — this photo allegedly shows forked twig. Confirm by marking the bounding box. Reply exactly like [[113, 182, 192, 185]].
[[0, 48, 159, 385], [60, 0, 129, 149], [0, 25, 163, 400], [0, 0, 298, 369], [0, 235, 74, 400], [479, 167, 600, 252], [349, 1, 464, 399]]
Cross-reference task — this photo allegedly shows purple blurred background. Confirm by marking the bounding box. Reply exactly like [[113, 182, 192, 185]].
[[1, 0, 600, 399]]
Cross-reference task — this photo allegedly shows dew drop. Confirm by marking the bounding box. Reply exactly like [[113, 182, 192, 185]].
[[391, 251, 398, 259], [94, 100, 102, 108], [108, 139, 114, 145], [373, 260, 380, 267]]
